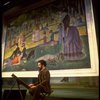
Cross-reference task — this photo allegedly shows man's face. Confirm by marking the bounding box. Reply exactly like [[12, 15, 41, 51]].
[[37, 62, 43, 71]]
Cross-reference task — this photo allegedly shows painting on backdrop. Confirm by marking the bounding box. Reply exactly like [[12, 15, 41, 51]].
[[2, 0, 98, 77]]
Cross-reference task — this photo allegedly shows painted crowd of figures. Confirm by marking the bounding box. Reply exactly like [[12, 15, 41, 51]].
[[4, 0, 86, 67], [6, 14, 84, 66]]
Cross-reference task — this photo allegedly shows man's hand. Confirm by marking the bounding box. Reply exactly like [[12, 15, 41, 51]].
[[29, 84, 37, 95], [31, 85, 37, 88], [28, 84, 35, 87], [28, 84, 37, 90]]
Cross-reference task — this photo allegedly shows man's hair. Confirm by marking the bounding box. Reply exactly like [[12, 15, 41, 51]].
[[37, 60, 46, 66]]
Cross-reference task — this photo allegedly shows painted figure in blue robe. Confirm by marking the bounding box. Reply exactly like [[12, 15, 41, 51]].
[[58, 23, 65, 44], [50, 30, 55, 42]]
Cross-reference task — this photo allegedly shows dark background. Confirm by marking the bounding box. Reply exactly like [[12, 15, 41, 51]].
[[0, 0, 99, 100], [92, 0, 99, 52]]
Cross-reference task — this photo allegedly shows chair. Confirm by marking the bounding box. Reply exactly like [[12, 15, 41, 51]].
[[39, 89, 53, 100]]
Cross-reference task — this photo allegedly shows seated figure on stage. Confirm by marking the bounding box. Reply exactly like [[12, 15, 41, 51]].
[[28, 60, 51, 100]]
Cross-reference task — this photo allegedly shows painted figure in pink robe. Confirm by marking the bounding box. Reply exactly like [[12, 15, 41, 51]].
[[62, 15, 84, 60]]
